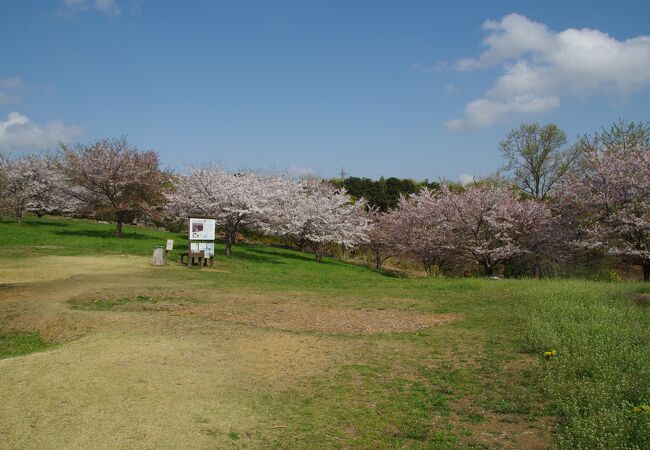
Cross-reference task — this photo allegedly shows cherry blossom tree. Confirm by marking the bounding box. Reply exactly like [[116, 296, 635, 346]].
[[167, 166, 295, 256], [364, 209, 395, 270], [437, 185, 551, 276], [559, 146, 650, 280], [58, 137, 168, 237], [381, 189, 454, 275], [1, 154, 67, 224], [0, 153, 8, 217], [263, 178, 370, 261]]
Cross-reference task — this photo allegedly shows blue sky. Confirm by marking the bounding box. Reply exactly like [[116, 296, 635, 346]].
[[1, 1, 649, 181]]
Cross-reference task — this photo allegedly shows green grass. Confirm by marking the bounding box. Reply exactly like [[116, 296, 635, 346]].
[[0, 214, 186, 258], [517, 282, 650, 449], [1, 214, 650, 448], [0, 330, 51, 358]]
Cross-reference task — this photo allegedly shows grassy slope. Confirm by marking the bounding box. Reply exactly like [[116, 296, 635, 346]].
[[0, 215, 649, 449]]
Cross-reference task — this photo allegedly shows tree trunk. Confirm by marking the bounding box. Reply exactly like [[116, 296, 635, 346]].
[[224, 229, 236, 256], [115, 212, 124, 238], [375, 252, 381, 270], [225, 233, 233, 256], [484, 263, 494, 277], [15, 209, 22, 224], [224, 218, 241, 256], [644, 261, 650, 282]]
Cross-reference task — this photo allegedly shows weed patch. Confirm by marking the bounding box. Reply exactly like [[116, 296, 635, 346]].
[[0, 331, 51, 358], [517, 282, 650, 449]]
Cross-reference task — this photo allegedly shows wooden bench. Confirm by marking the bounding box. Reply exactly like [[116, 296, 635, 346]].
[[180, 251, 214, 268]]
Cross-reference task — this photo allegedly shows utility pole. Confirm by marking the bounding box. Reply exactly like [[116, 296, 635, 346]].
[[340, 167, 347, 180]]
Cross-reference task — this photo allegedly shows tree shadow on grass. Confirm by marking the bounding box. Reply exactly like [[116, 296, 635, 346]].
[[240, 246, 412, 278], [21, 220, 72, 229], [231, 244, 341, 266], [54, 229, 157, 241], [373, 268, 409, 278], [0, 218, 71, 228]]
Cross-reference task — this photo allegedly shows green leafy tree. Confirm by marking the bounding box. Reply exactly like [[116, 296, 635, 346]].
[[579, 119, 650, 154], [499, 123, 579, 199]]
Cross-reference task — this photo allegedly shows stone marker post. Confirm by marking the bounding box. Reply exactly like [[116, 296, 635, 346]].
[[152, 246, 165, 266]]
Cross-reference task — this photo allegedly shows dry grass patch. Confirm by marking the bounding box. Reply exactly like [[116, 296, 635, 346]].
[[171, 301, 459, 334], [0, 323, 349, 449], [0, 255, 147, 285]]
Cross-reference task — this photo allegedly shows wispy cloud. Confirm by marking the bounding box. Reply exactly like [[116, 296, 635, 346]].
[[0, 112, 82, 152], [60, 0, 140, 17], [444, 13, 650, 131], [0, 77, 27, 106]]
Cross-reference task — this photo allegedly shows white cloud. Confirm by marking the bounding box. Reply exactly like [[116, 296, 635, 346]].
[[446, 13, 650, 131], [0, 112, 82, 152], [62, 0, 122, 16], [0, 77, 26, 106], [446, 95, 560, 131], [458, 174, 475, 185]]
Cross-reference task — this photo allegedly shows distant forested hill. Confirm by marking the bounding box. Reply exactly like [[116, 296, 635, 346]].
[[330, 176, 442, 211]]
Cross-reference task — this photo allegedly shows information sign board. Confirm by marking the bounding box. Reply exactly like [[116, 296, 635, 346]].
[[189, 218, 216, 240]]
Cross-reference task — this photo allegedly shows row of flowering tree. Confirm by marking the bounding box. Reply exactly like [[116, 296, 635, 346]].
[[369, 185, 552, 276], [2, 119, 650, 279], [365, 120, 650, 279], [166, 166, 370, 260], [0, 137, 169, 236]]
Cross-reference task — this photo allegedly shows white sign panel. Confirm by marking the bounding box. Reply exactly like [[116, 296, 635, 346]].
[[165, 239, 174, 251], [189, 242, 214, 256], [189, 218, 216, 240]]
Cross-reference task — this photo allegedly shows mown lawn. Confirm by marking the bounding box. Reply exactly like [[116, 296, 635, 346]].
[[0, 215, 649, 449]]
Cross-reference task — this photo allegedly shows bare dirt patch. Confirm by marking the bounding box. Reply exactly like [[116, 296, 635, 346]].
[[169, 301, 459, 334]]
